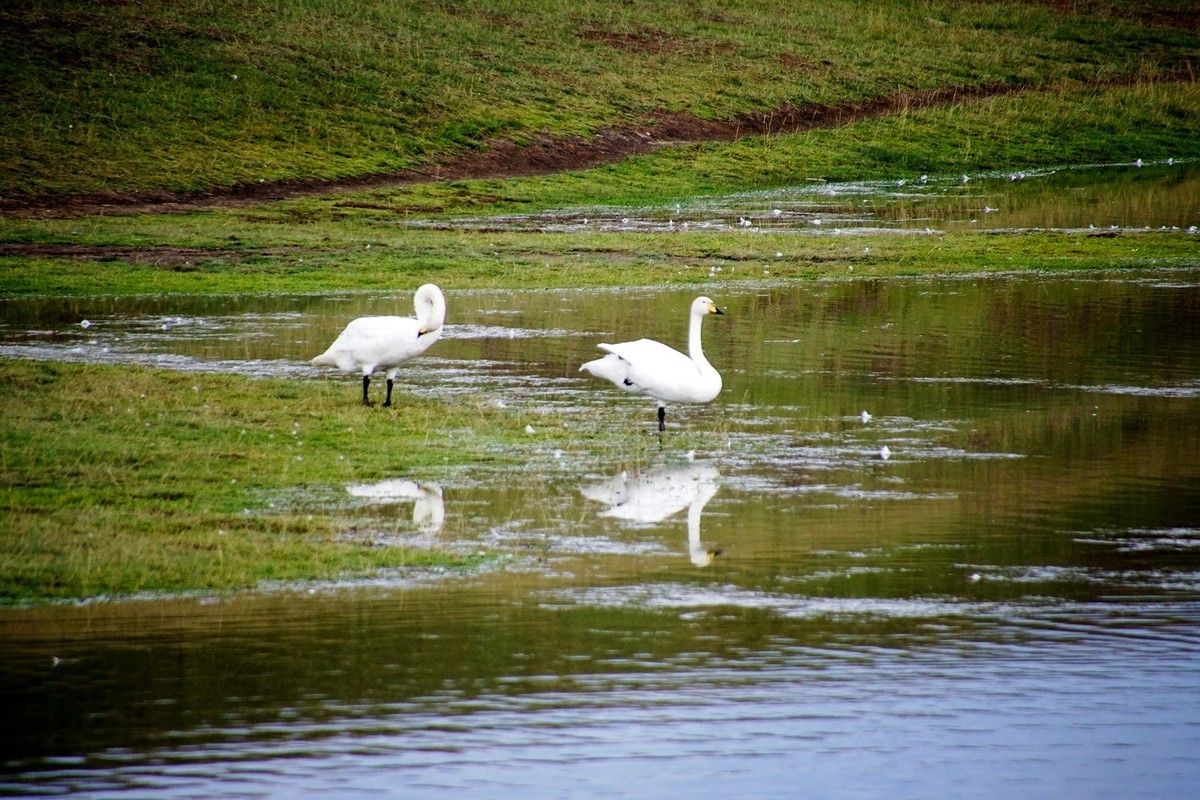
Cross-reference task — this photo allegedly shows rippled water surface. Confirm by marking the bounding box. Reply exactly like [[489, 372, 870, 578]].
[[3, 268, 1200, 798]]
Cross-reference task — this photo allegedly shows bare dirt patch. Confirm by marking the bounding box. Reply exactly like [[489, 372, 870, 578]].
[[0, 242, 296, 267], [581, 27, 737, 57]]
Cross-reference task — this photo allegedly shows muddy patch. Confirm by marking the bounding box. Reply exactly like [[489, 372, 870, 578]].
[[0, 242, 302, 267]]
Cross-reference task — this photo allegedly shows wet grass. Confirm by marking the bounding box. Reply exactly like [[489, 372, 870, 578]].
[[317, 80, 1200, 218], [1, 227, 1196, 298], [0, 358, 610, 603]]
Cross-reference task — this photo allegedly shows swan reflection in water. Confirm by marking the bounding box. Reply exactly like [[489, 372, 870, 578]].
[[345, 479, 445, 535], [581, 461, 722, 566]]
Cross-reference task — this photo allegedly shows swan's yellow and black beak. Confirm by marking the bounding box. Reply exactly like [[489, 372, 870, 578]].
[[709, 303, 725, 316], [417, 327, 430, 338]]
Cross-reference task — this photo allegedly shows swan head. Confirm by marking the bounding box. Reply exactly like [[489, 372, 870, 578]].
[[414, 284, 447, 337], [693, 296, 725, 317]]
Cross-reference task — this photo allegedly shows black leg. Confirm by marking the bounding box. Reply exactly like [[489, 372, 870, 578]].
[[361, 375, 372, 406], [657, 406, 666, 432], [383, 378, 394, 407]]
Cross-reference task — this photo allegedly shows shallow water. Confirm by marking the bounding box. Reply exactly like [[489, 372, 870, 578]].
[[3, 267, 1200, 796], [401, 160, 1200, 234]]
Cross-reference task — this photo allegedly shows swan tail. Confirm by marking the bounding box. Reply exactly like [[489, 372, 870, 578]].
[[580, 352, 638, 392], [311, 350, 338, 367], [312, 348, 366, 374]]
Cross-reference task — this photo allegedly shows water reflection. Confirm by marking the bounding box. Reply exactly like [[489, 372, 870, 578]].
[[581, 461, 721, 565], [347, 479, 446, 534]]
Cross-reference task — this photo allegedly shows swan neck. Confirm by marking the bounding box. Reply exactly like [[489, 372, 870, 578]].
[[688, 309, 710, 369], [416, 290, 446, 331]]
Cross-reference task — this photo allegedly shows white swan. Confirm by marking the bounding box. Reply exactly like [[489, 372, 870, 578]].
[[312, 284, 446, 406], [580, 296, 724, 431]]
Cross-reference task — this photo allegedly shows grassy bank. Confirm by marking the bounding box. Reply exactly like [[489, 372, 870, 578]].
[[0, 359, 585, 603], [331, 80, 1200, 218], [2, 76, 1198, 298], [2, 0, 1196, 197]]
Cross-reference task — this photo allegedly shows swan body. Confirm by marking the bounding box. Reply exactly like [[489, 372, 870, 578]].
[[580, 296, 724, 430], [313, 284, 446, 406]]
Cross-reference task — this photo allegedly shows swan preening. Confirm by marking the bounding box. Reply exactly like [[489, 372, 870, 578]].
[[580, 296, 725, 431], [313, 284, 446, 407]]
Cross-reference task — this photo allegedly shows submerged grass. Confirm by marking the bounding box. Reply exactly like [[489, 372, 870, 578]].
[[0, 358, 601, 603]]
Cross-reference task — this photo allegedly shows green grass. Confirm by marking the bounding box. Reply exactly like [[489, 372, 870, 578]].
[[0, 359, 583, 603], [254, 78, 1199, 223], [2, 0, 1196, 196], [1, 77, 1197, 298], [1, 227, 1197, 298]]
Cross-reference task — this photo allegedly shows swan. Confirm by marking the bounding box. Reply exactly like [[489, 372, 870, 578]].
[[580, 296, 724, 431], [312, 284, 446, 406]]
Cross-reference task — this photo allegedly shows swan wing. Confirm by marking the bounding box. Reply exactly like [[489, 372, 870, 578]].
[[597, 339, 717, 403], [580, 339, 682, 394], [313, 316, 432, 372], [599, 338, 684, 364]]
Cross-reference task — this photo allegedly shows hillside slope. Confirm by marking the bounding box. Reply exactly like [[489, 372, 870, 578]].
[[2, 0, 1196, 204]]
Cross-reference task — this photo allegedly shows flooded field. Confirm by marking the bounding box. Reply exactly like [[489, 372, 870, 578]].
[[3, 262, 1200, 797], [404, 159, 1200, 235]]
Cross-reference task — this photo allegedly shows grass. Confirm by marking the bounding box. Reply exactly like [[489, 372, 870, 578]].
[[0, 358, 591, 603], [1, 78, 1197, 298], [1, 227, 1197, 298], [1, 0, 1196, 196]]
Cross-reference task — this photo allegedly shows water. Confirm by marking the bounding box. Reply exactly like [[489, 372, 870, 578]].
[[3, 182, 1200, 796], [400, 160, 1200, 234]]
